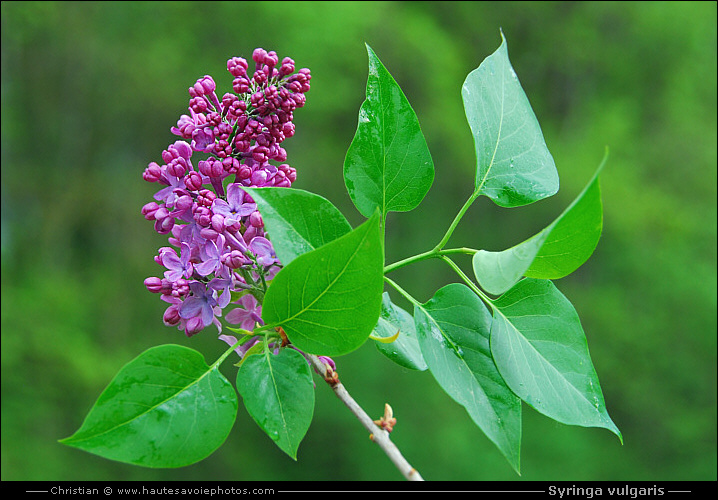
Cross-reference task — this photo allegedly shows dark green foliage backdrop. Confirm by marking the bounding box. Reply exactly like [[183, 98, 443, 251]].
[[2, 1, 715, 481]]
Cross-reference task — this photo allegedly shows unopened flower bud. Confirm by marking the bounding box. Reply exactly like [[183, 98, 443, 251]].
[[162, 147, 178, 164], [172, 140, 193, 160], [184, 171, 203, 191], [154, 216, 175, 234], [250, 169, 268, 186], [273, 172, 290, 187], [142, 201, 161, 220], [222, 157, 240, 175], [167, 158, 187, 178], [222, 249, 248, 269], [265, 51, 279, 70], [175, 194, 193, 212], [196, 189, 216, 207], [199, 227, 219, 241], [227, 56, 248, 77], [317, 356, 336, 372], [189, 96, 208, 114], [292, 93, 306, 108], [194, 75, 216, 96], [249, 211, 263, 228], [274, 147, 288, 162], [211, 213, 225, 233], [172, 278, 189, 297], [163, 304, 182, 325], [199, 157, 224, 178], [232, 76, 250, 94], [237, 163, 252, 180], [144, 276, 164, 293], [252, 48, 268, 65], [279, 164, 297, 183], [252, 68, 268, 85], [279, 57, 295, 77], [193, 206, 212, 227], [143, 162, 163, 183], [184, 316, 204, 337]]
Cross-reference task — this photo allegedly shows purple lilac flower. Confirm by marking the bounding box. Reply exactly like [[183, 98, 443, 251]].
[[248, 236, 278, 267], [194, 234, 228, 277], [142, 47, 310, 339], [162, 242, 194, 282], [208, 277, 233, 309], [179, 281, 221, 336], [211, 183, 257, 227], [225, 294, 263, 331]]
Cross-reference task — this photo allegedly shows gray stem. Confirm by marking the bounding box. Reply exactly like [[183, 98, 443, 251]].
[[306, 353, 424, 481]]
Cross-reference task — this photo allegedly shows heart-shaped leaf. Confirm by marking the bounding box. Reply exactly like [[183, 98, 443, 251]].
[[59, 345, 238, 468], [243, 187, 352, 265], [414, 284, 522, 472], [344, 44, 435, 218], [236, 347, 314, 460], [463, 31, 558, 207], [262, 211, 384, 356], [473, 153, 606, 295], [489, 278, 621, 441]]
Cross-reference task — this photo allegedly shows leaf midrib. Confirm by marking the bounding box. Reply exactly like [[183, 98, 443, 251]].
[[264, 349, 293, 452], [279, 221, 373, 327], [475, 53, 507, 196], [491, 299, 604, 416]]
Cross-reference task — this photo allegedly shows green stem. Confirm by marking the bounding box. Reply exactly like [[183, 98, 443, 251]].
[[251, 323, 278, 335], [213, 339, 244, 368], [381, 211, 387, 263], [382, 189, 480, 276], [384, 247, 477, 274], [384, 249, 436, 274], [431, 189, 481, 253], [438, 255, 493, 305], [384, 276, 421, 307]]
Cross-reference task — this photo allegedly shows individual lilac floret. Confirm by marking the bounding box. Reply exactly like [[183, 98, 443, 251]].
[[194, 234, 228, 278], [211, 183, 257, 227], [209, 277, 233, 310], [248, 236, 278, 267], [179, 281, 222, 336], [225, 294, 263, 331], [162, 243, 194, 282], [161, 296, 186, 330]]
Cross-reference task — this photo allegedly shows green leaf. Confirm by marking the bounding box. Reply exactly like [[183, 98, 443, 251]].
[[243, 187, 352, 265], [372, 292, 427, 371], [236, 347, 314, 460], [473, 153, 607, 295], [489, 278, 621, 441], [463, 31, 558, 207], [413, 284, 522, 472], [344, 44, 435, 218], [59, 345, 238, 468], [262, 211, 384, 356]]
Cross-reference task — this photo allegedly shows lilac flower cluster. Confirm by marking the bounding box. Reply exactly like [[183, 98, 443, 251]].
[[141, 48, 310, 339]]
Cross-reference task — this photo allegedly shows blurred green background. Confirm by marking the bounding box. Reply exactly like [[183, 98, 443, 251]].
[[2, 1, 715, 482]]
